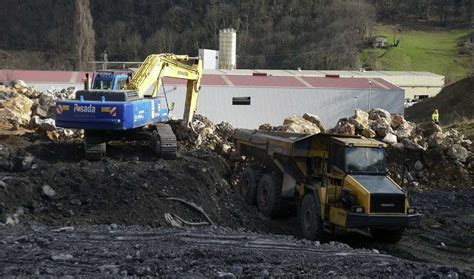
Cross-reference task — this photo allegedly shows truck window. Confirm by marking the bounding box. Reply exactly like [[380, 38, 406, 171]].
[[329, 143, 345, 171], [346, 147, 385, 174]]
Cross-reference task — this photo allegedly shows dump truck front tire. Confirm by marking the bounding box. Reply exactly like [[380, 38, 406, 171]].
[[300, 194, 324, 241], [240, 167, 257, 205], [371, 229, 403, 243], [256, 174, 286, 217]]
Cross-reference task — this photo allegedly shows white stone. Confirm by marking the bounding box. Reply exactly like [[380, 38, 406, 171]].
[[382, 133, 397, 144]]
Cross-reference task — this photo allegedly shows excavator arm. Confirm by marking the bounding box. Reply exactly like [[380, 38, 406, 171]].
[[125, 53, 203, 125]]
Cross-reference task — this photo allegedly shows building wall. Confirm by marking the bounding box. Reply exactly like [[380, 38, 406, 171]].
[[402, 86, 443, 99], [198, 49, 219, 70], [163, 85, 404, 129]]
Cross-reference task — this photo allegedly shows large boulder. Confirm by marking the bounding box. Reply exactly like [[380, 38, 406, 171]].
[[37, 92, 57, 118], [370, 117, 393, 138], [427, 132, 445, 148], [10, 80, 28, 90], [417, 122, 442, 138], [31, 116, 56, 131], [349, 109, 369, 130], [281, 115, 321, 134], [332, 118, 355, 136], [0, 91, 34, 129], [382, 133, 397, 144], [447, 144, 469, 163], [362, 128, 376, 138], [393, 121, 415, 141], [391, 114, 405, 129], [258, 123, 273, 131], [442, 129, 463, 146], [401, 139, 425, 151], [369, 108, 391, 122], [302, 113, 325, 131]]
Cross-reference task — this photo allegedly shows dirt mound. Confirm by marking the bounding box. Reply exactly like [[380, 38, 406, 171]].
[[0, 137, 269, 232], [405, 76, 474, 125]]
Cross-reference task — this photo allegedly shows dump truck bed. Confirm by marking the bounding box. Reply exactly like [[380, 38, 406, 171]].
[[233, 129, 361, 158]]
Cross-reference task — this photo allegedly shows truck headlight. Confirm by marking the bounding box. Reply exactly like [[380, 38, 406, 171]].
[[408, 207, 417, 214], [351, 206, 364, 213]]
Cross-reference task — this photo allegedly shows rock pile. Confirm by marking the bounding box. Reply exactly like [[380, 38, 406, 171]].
[[170, 115, 235, 158], [331, 108, 473, 190], [259, 114, 324, 134], [0, 81, 82, 140], [0, 89, 34, 130], [251, 108, 472, 190]]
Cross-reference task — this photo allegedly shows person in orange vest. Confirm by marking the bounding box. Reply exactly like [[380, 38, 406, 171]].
[[432, 109, 439, 125]]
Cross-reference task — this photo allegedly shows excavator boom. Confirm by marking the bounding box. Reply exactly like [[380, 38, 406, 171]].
[[125, 53, 203, 125]]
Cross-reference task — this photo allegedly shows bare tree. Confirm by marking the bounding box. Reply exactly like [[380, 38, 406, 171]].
[[74, 0, 95, 71]]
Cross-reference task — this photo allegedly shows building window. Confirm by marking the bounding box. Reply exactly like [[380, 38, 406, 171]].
[[232, 97, 251, 105], [415, 95, 429, 100]]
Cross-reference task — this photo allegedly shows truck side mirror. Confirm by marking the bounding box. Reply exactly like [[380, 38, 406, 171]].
[[169, 102, 175, 111]]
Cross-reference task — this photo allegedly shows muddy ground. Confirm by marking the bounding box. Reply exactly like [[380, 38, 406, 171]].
[[0, 135, 473, 276], [0, 224, 470, 277]]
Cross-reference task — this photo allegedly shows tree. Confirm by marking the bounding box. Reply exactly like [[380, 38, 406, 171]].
[[74, 0, 96, 70]]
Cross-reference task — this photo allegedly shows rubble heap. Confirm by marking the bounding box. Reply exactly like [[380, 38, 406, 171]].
[[254, 108, 472, 190], [170, 115, 235, 158], [259, 113, 324, 134], [331, 108, 473, 190], [0, 81, 82, 140]]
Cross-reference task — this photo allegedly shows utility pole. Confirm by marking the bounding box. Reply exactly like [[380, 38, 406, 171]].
[[368, 80, 372, 111]]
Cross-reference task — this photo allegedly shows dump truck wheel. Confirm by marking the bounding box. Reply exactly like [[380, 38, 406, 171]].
[[371, 229, 403, 243], [240, 167, 257, 205], [256, 174, 285, 217], [300, 194, 324, 240]]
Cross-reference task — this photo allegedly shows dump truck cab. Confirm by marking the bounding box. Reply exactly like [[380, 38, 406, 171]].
[[320, 137, 419, 242], [233, 129, 420, 243]]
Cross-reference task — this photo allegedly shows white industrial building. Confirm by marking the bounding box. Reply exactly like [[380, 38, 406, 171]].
[[162, 73, 404, 129], [200, 69, 445, 100]]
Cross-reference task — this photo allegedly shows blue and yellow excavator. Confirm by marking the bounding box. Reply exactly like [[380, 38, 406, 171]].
[[55, 54, 203, 160]]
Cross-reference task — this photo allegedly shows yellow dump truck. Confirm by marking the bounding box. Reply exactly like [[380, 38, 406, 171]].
[[233, 129, 420, 243]]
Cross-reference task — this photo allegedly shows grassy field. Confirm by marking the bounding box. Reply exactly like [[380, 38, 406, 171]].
[[361, 23, 472, 82]]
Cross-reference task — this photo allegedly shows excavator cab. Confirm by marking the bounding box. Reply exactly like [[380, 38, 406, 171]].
[[92, 71, 130, 90]]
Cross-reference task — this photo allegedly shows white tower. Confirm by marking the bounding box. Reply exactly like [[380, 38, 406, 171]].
[[218, 28, 237, 70]]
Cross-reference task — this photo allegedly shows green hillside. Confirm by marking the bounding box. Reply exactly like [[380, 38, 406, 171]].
[[405, 76, 474, 139], [361, 24, 472, 82]]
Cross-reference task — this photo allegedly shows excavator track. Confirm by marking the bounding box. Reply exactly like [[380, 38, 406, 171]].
[[151, 124, 177, 160], [84, 130, 106, 161]]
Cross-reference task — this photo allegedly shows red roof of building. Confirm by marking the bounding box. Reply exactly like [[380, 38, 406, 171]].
[[0, 69, 401, 90]]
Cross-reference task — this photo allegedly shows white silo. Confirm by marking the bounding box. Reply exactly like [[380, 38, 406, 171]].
[[218, 28, 237, 70]]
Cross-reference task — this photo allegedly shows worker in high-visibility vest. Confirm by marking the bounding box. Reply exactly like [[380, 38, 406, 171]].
[[432, 109, 439, 125]]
